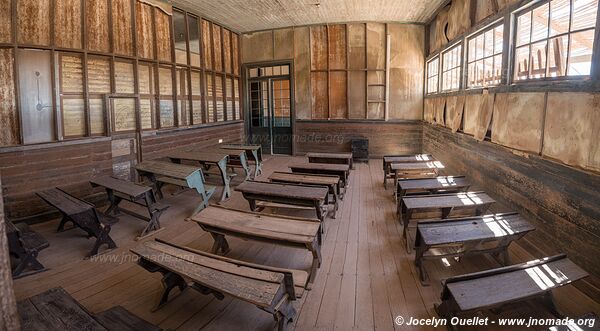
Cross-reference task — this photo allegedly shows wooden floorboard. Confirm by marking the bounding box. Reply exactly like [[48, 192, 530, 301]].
[[13, 155, 600, 330]]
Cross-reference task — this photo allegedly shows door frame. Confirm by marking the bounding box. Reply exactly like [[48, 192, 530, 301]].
[[242, 60, 295, 155]]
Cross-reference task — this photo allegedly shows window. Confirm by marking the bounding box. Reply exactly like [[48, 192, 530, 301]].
[[514, 0, 598, 80], [158, 67, 174, 128], [59, 53, 86, 137], [173, 10, 187, 65], [138, 63, 156, 130], [426, 57, 440, 94], [467, 23, 504, 87], [441, 43, 463, 91]]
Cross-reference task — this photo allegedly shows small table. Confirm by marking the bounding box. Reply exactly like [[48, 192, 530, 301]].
[[289, 163, 350, 189], [396, 176, 470, 211], [135, 160, 215, 215], [391, 161, 444, 189], [414, 212, 534, 284], [269, 171, 341, 213], [383, 154, 435, 188], [236, 181, 331, 231], [214, 147, 251, 180], [307, 152, 353, 169], [220, 144, 263, 178], [90, 176, 169, 240], [399, 191, 495, 252], [168, 150, 231, 201]]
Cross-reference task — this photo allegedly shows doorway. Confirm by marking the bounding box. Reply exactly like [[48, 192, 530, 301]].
[[247, 64, 293, 155]]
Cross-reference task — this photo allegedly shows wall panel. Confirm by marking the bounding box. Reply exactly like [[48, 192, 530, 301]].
[[446, 0, 471, 41], [54, 0, 82, 49], [136, 2, 155, 59], [329, 72, 347, 119], [212, 24, 223, 72], [241, 30, 272, 63], [328, 25, 346, 70], [0, 0, 11, 43], [310, 26, 328, 71], [311, 72, 328, 119], [348, 71, 366, 119], [0, 49, 19, 146], [366, 23, 386, 69], [112, 0, 134, 56], [348, 23, 366, 69], [86, 0, 110, 53], [491, 92, 545, 153], [294, 27, 311, 120], [155, 10, 172, 62], [274, 28, 294, 60], [17, 0, 50, 46]]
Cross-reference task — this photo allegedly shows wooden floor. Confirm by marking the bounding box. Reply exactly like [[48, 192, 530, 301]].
[[13, 156, 600, 330]]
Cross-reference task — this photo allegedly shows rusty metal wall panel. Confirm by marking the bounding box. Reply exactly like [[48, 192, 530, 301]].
[[212, 24, 223, 71], [293, 26, 311, 120], [311, 72, 328, 119], [329, 71, 347, 119], [274, 28, 294, 60], [328, 24, 346, 70], [232, 33, 239, 74], [347, 23, 366, 69], [366, 23, 385, 70], [446, 0, 471, 41], [112, 0, 134, 56], [310, 26, 328, 71], [348, 71, 366, 119], [136, 2, 155, 59], [54, 0, 82, 49], [491, 92, 545, 153], [86, 0, 110, 52], [155, 10, 173, 62], [202, 19, 213, 68], [241, 30, 273, 63], [223, 29, 232, 73], [0, 49, 18, 146], [0, 0, 11, 43], [17, 0, 51, 45]]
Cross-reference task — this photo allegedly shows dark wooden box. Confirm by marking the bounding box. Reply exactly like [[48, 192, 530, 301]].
[[351, 138, 368, 162]]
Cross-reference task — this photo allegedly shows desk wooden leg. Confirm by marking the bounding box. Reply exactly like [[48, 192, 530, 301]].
[[216, 159, 231, 201], [253, 151, 262, 178]]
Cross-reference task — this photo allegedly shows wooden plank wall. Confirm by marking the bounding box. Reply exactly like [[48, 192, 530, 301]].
[[423, 124, 600, 292], [294, 121, 422, 157]]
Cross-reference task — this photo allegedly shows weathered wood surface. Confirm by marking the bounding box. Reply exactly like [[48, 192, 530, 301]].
[[396, 176, 470, 199], [8, 221, 49, 279], [220, 144, 263, 177], [307, 152, 353, 169], [0, 174, 20, 330], [237, 181, 328, 201], [168, 150, 233, 199], [18, 287, 105, 331], [382, 154, 436, 188], [94, 306, 161, 331], [136, 160, 200, 181], [131, 239, 301, 330], [289, 163, 350, 189], [436, 255, 588, 318], [91, 176, 151, 198], [190, 205, 322, 283]]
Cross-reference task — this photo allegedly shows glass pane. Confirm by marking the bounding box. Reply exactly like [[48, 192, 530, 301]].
[[234, 78, 241, 120], [483, 57, 493, 86], [89, 97, 105, 135], [530, 40, 548, 79], [173, 10, 187, 65], [140, 99, 154, 129], [550, 0, 571, 36], [514, 45, 530, 80], [548, 36, 569, 76], [215, 75, 224, 121], [568, 29, 595, 75], [484, 29, 494, 57], [114, 61, 135, 94], [206, 74, 214, 122], [62, 98, 85, 136], [492, 54, 503, 84], [113, 98, 136, 131], [475, 34, 484, 60], [281, 65, 289, 75], [61, 55, 84, 93], [249, 68, 258, 78], [138, 64, 154, 95], [158, 67, 173, 96], [572, 0, 599, 31], [494, 25, 504, 54], [516, 12, 532, 46], [468, 37, 476, 62], [531, 3, 550, 42], [160, 100, 174, 127], [476, 60, 484, 86], [188, 15, 201, 67]]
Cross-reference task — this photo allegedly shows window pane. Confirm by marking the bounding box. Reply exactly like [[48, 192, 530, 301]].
[[215, 74, 224, 121], [176, 67, 189, 126], [530, 40, 548, 79], [191, 71, 202, 124], [234, 78, 241, 120], [514, 45, 530, 80], [61, 55, 84, 93], [568, 29, 595, 75], [63, 98, 85, 136], [572, 0, 598, 31], [158, 67, 173, 96], [173, 10, 187, 65], [138, 63, 154, 95], [531, 3, 549, 43], [89, 97, 105, 135], [494, 25, 504, 53], [114, 61, 135, 94], [188, 15, 201, 67], [492, 54, 503, 84], [87, 57, 111, 93], [160, 100, 174, 127], [516, 12, 532, 46], [206, 74, 214, 122], [550, 0, 571, 36], [548, 36, 569, 76], [140, 99, 154, 129], [484, 29, 494, 57], [112, 98, 136, 131]]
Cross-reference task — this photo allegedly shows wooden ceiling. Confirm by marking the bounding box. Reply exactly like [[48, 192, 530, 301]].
[[169, 0, 447, 32]]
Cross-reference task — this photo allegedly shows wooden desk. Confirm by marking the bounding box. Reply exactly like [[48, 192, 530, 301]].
[[396, 176, 471, 211], [414, 212, 534, 284], [135, 160, 215, 215], [214, 147, 251, 180], [391, 161, 444, 189], [383, 154, 435, 188], [90, 176, 169, 240], [235, 181, 331, 229], [220, 144, 263, 178], [307, 152, 353, 169], [436, 255, 588, 322], [189, 205, 322, 284], [7, 221, 48, 278], [399, 191, 495, 252], [289, 163, 350, 189], [269, 171, 342, 213], [168, 150, 231, 201]]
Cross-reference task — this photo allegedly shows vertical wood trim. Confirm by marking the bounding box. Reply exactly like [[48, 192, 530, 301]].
[[12, 0, 22, 144], [364, 23, 368, 119], [151, 8, 160, 129], [170, 13, 179, 127], [0, 174, 20, 331], [385, 32, 390, 121], [345, 24, 350, 118], [210, 22, 217, 123], [326, 25, 330, 120], [221, 26, 227, 121], [131, 0, 143, 162], [591, 2, 600, 80], [308, 26, 313, 120], [107, 0, 114, 54], [199, 19, 207, 124]]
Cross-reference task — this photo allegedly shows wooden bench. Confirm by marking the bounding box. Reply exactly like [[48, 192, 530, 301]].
[[7, 221, 49, 278], [135, 160, 216, 215], [18, 287, 160, 331], [168, 150, 232, 201], [189, 205, 322, 284], [383, 154, 435, 188], [269, 171, 342, 211], [235, 181, 332, 230], [289, 163, 350, 190], [435, 254, 589, 325], [414, 212, 535, 285], [396, 175, 470, 205], [132, 239, 307, 330], [307, 152, 353, 169], [91, 176, 169, 240], [220, 144, 263, 178], [391, 161, 445, 189], [399, 191, 495, 252], [37, 188, 117, 257]]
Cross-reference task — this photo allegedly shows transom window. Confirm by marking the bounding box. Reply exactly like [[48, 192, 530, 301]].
[[427, 57, 440, 94], [467, 23, 504, 87], [441, 43, 463, 91], [514, 0, 598, 80]]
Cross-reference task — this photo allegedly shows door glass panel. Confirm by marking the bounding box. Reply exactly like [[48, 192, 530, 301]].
[[273, 79, 291, 127]]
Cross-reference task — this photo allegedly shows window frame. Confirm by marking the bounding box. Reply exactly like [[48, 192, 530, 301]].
[[466, 20, 505, 89], [440, 41, 464, 92], [426, 56, 440, 95]]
